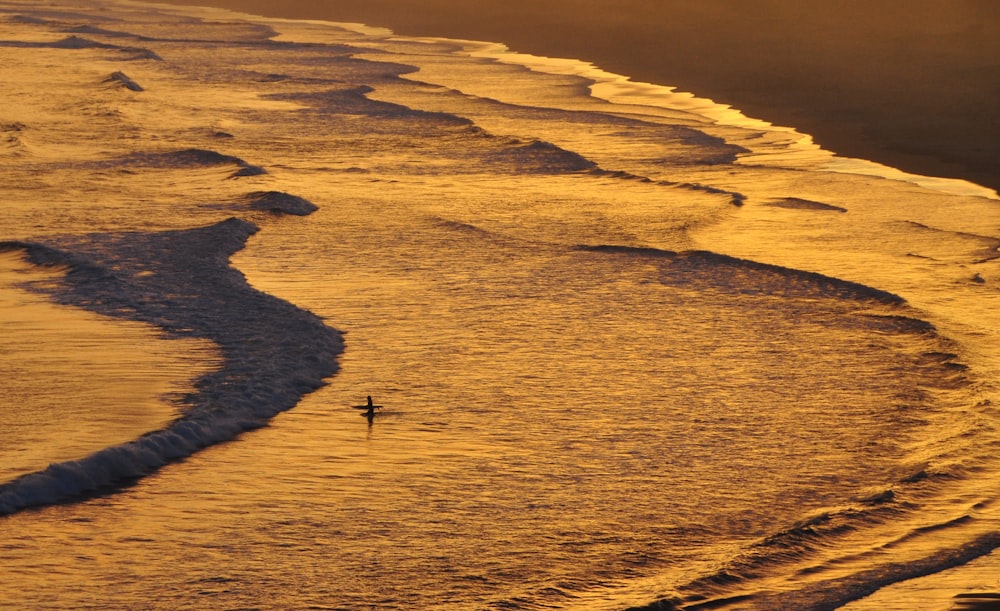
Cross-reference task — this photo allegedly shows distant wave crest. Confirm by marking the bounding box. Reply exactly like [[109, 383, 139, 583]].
[[576, 244, 905, 304]]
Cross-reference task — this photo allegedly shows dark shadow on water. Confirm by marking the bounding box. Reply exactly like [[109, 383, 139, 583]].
[[954, 593, 1000, 610]]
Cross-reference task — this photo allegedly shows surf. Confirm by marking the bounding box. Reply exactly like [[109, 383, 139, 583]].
[[0, 1, 998, 609], [0, 214, 343, 514]]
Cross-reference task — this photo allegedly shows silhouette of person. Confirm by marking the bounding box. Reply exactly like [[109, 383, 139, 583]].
[[364, 395, 376, 423]]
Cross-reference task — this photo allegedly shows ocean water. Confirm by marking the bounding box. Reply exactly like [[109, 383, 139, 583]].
[[0, 1, 999, 609]]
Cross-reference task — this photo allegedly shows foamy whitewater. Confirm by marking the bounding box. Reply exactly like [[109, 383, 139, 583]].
[[1, 1, 999, 609]]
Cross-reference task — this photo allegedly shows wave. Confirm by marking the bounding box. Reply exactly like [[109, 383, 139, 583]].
[[765, 197, 847, 213], [2, 2, 997, 608], [8, 6, 279, 46], [574, 243, 999, 610], [104, 70, 143, 91], [629, 530, 1000, 611], [242, 191, 318, 216], [459, 40, 999, 201], [0, 121, 30, 157], [272, 65, 747, 180], [0, 34, 164, 61], [576, 244, 904, 304], [115, 148, 268, 177], [30, 147, 272, 178], [0, 216, 343, 515], [627, 482, 1000, 610], [489, 138, 596, 172], [63, 24, 138, 39]]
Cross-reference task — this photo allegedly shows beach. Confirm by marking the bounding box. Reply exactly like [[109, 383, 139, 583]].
[[157, 2, 1000, 606], [159, 0, 1000, 194], [2, 1, 999, 608]]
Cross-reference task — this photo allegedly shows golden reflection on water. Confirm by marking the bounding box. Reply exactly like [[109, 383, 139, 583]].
[[211, 175, 973, 607], [0, 2, 997, 609], [0, 251, 219, 482]]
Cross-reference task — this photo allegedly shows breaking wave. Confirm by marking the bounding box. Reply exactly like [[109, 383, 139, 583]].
[[0, 216, 343, 514]]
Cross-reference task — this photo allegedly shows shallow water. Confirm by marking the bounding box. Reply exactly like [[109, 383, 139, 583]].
[[0, 251, 219, 482], [0, 1, 999, 609]]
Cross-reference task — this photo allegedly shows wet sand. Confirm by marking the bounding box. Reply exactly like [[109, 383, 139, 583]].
[[159, 0, 1000, 194]]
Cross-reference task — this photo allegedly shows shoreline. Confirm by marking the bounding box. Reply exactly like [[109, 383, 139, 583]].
[[3, 1, 998, 607], [156, 0, 1000, 194]]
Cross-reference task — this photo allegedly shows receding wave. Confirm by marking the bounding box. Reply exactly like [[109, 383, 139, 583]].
[[0, 217, 343, 515]]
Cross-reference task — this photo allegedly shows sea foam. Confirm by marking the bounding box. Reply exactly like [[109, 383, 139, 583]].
[[0, 214, 343, 514]]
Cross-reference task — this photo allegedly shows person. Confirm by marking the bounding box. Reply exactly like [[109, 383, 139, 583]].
[[364, 395, 377, 424]]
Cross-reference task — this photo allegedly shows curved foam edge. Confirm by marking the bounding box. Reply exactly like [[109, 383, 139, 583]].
[[0, 217, 344, 515]]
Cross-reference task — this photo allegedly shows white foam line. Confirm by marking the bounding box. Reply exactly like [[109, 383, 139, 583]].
[[0, 218, 343, 515], [402, 37, 999, 201]]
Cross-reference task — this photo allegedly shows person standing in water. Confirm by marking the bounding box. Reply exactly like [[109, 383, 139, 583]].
[[364, 395, 377, 424]]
